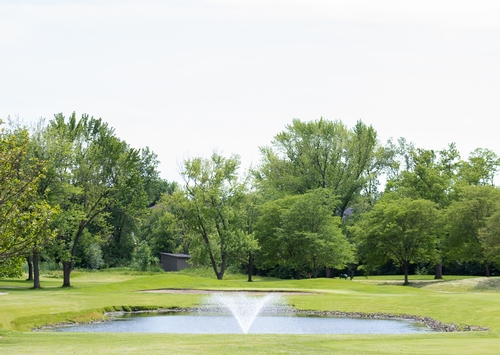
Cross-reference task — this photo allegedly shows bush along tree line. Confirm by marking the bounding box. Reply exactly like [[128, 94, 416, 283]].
[[2, 115, 500, 286]]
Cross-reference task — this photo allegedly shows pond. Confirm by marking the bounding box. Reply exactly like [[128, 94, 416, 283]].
[[49, 313, 433, 334]]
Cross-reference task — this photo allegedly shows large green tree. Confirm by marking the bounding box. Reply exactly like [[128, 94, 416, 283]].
[[33, 113, 153, 286], [354, 196, 438, 285], [385, 143, 461, 278], [176, 153, 258, 280], [0, 120, 57, 278], [255, 118, 382, 216]]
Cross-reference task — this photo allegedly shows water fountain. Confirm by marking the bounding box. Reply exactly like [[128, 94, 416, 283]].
[[201, 293, 288, 333]]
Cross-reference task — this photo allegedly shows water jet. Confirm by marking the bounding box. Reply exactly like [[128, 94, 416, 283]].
[[200, 293, 290, 333]]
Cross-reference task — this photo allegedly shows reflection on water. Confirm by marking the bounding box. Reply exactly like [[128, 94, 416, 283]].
[[50, 313, 433, 334]]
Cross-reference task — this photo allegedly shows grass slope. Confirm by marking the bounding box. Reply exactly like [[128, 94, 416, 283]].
[[1, 270, 500, 354]]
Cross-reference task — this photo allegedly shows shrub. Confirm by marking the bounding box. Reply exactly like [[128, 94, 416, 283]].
[[129, 242, 160, 271]]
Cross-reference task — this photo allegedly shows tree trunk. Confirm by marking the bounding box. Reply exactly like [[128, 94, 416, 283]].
[[32, 249, 41, 289], [26, 256, 33, 281], [403, 261, 409, 285], [325, 267, 333, 278], [485, 263, 491, 277], [434, 263, 443, 279], [209, 256, 221, 280], [247, 253, 253, 282], [63, 221, 91, 287], [62, 261, 73, 287], [295, 269, 301, 280], [313, 259, 317, 279], [216, 252, 227, 280]]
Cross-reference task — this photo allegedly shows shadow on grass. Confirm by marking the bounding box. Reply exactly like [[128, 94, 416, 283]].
[[0, 278, 64, 292], [357, 279, 446, 287]]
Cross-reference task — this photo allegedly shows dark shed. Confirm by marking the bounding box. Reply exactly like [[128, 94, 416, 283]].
[[160, 253, 191, 272]]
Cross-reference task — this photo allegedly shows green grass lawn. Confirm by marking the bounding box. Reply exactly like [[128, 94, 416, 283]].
[[2, 270, 500, 354]]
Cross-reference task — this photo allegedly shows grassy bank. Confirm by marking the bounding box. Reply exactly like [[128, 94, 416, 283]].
[[1, 270, 500, 354]]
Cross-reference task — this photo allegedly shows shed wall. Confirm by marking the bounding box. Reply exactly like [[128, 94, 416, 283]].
[[160, 254, 190, 271]]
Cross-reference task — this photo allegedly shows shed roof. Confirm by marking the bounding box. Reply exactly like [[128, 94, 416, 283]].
[[160, 252, 191, 259]]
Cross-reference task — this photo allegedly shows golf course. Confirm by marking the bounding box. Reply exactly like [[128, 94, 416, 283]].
[[1, 269, 500, 354]]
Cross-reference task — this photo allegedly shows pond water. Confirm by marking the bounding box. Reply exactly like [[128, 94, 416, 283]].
[[49, 313, 432, 334]]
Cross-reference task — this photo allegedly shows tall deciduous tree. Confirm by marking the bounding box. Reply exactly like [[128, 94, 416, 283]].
[[255, 118, 381, 216], [33, 113, 150, 286], [177, 153, 257, 280], [0, 120, 57, 278], [354, 196, 438, 285], [385, 143, 461, 278]]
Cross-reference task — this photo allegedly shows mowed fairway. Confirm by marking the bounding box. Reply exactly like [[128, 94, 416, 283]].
[[2, 270, 500, 354]]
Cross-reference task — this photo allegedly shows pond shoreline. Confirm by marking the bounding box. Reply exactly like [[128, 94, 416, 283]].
[[292, 309, 488, 332], [34, 306, 489, 333]]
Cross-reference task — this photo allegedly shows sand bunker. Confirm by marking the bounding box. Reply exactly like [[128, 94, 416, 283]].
[[356, 277, 500, 292], [418, 277, 500, 292]]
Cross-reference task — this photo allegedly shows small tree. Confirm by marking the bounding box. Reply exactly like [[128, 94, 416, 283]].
[[355, 195, 438, 285], [176, 153, 256, 280], [130, 241, 158, 271], [255, 189, 354, 278], [86, 243, 104, 270]]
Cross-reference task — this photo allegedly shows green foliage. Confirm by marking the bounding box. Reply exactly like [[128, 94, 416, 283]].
[[479, 209, 500, 267], [383, 142, 462, 279], [139, 204, 182, 257], [29, 113, 160, 286], [443, 185, 500, 274], [4, 112, 500, 290], [101, 147, 170, 267], [457, 148, 500, 186], [255, 188, 354, 278], [86, 243, 105, 270], [0, 120, 58, 277], [255, 118, 382, 215], [414, 265, 429, 275], [176, 152, 258, 280], [0, 257, 23, 278], [386, 144, 460, 207], [354, 195, 438, 284], [130, 241, 160, 272]]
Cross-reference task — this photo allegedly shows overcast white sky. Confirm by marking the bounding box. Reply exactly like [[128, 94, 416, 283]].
[[2, 1, 499, 182]]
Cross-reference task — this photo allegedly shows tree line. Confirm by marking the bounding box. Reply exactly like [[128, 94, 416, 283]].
[[1, 114, 500, 286]]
